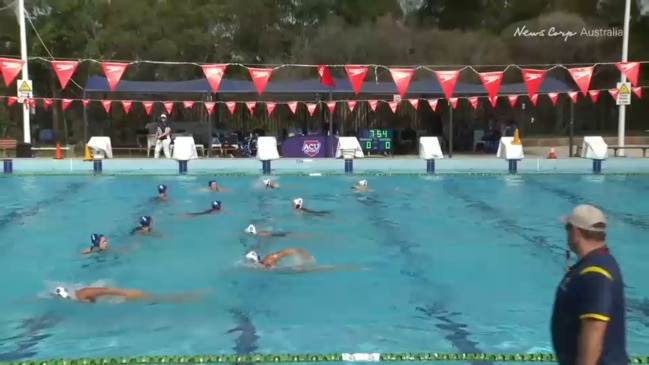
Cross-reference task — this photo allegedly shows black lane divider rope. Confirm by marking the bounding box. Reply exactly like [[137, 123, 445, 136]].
[[441, 182, 564, 265], [356, 194, 492, 365], [531, 180, 649, 230], [0, 182, 88, 230]]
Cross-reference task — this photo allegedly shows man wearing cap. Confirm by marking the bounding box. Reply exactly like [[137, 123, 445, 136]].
[[551, 204, 627, 365], [154, 113, 172, 159]]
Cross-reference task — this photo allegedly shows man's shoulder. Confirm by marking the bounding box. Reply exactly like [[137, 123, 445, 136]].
[[578, 253, 622, 281]]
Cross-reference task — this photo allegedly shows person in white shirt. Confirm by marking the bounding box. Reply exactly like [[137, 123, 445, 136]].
[[154, 114, 172, 159]]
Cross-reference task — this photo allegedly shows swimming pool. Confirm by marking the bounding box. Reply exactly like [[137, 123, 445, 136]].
[[1, 174, 648, 361]]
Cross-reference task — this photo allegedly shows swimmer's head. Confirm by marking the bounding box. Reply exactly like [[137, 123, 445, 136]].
[[90, 233, 107, 249], [245, 251, 260, 264], [211, 200, 222, 211], [140, 216, 152, 227], [358, 180, 368, 187], [158, 184, 167, 194], [53, 286, 71, 299], [263, 179, 271, 187], [245, 224, 257, 235], [293, 198, 303, 209], [208, 181, 217, 189]]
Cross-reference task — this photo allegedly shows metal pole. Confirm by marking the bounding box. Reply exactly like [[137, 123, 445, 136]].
[[18, 0, 31, 144], [569, 102, 575, 157], [448, 101, 453, 158], [616, 0, 631, 156]]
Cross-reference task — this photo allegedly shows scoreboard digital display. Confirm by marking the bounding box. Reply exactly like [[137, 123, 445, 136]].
[[358, 129, 393, 152]]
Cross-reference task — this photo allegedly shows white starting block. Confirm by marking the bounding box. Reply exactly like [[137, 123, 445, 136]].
[[172, 136, 199, 160], [257, 136, 280, 175], [335, 137, 364, 159], [582, 136, 608, 173], [87, 136, 113, 158], [497, 135, 524, 173], [419, 136, 443, 174]]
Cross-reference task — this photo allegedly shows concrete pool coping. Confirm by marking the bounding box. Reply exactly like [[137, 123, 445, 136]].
[[1, 157, 649, 175]]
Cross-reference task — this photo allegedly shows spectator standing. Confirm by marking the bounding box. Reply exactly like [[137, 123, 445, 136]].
[[154, 113, 172, 159], [551, 204, 627, 365]]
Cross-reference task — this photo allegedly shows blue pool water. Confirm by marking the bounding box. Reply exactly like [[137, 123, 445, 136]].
[[1, 174, 649, 360]]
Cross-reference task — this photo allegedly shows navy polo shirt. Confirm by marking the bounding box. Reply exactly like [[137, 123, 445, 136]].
[[551, 247, 627, 365]]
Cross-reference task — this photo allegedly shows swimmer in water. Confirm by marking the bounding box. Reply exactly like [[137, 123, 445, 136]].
[[352, 179, 370, 192], [81, 234, 127, 255], [51, 286, 205, 304], [131, 216, 161, 236], [263, 179, 279, 189], [244, 250, 364, 273], [244, 224, 306, 238], [292, 198, 330, 215], [184, 200, 223, 217], [156, 184, 168, 201], [208, 180, 228, 192]]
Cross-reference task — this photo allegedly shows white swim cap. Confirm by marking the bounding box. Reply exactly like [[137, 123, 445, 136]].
[[293, 198, 303, 208], [245, 251, 260, 263], [359, 180, 368, 186], [263, 179, 271, 186], [245, 224, 257, 235], [54, 286, 70, 299]]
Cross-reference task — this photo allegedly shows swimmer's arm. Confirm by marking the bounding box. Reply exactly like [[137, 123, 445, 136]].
[[81, 248, 93, 254], [276, 265, 366, 274], [279, 249, 313, 260]]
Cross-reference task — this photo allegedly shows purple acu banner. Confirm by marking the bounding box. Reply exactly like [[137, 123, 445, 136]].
[[280, 135, 338, 158]]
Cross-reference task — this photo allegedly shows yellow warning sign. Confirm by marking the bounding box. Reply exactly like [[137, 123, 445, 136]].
[[17, 80, 32, 93], [618, 83, 630, 94]]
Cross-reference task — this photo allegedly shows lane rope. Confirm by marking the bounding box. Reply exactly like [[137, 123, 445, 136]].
[[1, 172, 648, 177], [5, 353, 649, 365]]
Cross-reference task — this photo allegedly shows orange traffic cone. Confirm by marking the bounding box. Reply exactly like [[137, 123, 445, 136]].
[[512, 129, 522, 145], [548, 145, 557, 159], [53, 143, 63, 160], [83, 144, 93, 161]]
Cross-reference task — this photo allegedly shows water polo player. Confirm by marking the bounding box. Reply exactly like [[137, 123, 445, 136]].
[[131, 216, 161, 236], [352, 180, 370, 192], [185, 201, 223, 216], [156, 184, 168, 201], [263, 179, 279, 189], [208, 180, 228, 192], [292, 198, 330, 215], [244, 249, 364, 273], [244, 224, 306, 238], [81, 234, 127, 255], [51, 286, 204, 304]]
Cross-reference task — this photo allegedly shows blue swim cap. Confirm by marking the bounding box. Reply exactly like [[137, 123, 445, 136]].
[[211, 200, 221, 210], [90, 233, 103, 247], [140, 216, 152, 227], [158, 184, 167, 193], [208, 180, 216, 187]]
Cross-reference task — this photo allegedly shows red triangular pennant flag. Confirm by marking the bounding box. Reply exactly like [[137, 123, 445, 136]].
[[488, 96, 498, 108], [82, 99, 89, 108], [347, 100, 357, 112], [632, 87, 642, 98], [7, 96, 17, 106], [388, 101, 399, 113], [344, 65, 368, 95], [287, 101, 298, 114], [163, 102, 174, 115], [326, 101, 336, 113], [101, 100, 112, 113], [507, 95, 519, 108], [616, 62, 639, 86], [43, 98, 53, 110], [225, 102, 236, 114], [142, 101, 153, 115], [0, 58, 25, 87], [449, 98, 458, 109], [530, 94, 538, 106], [317, 65, 336, 88], [121, 100, 132, 114], [203, 101, 216, 115], [547, 93, 559, 105], [61, 99, 73, 111], [427, 99, 438, 112], [608, 88, 619, 101], [389, 68, 414, 98], [183, 101, 194, 109], [435, 70, 460, 100], [568, 67, 594, 95], [51, 61, 78, 89], [468, 97, 479, 109], [201, 64, 227, 93], [408, 99, 419, 109], [28, 99, 35, 109], [479, 71, 504, 99], [248, 68, 273, 95], [568, 91, 579, 103], [245, 101, 256, 114], [101, 62, 128, 91], [588, 90, 600, 103], [266, 102, 276, 115], [204, 102, 215, 115], [306, 103, 317, 116], [368, 100, 378, 112], [520, 69, 546, 97]]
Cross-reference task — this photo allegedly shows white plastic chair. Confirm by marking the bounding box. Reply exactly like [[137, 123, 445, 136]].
[[473, 130, 485, 152], [147, 135, 157, 157]]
